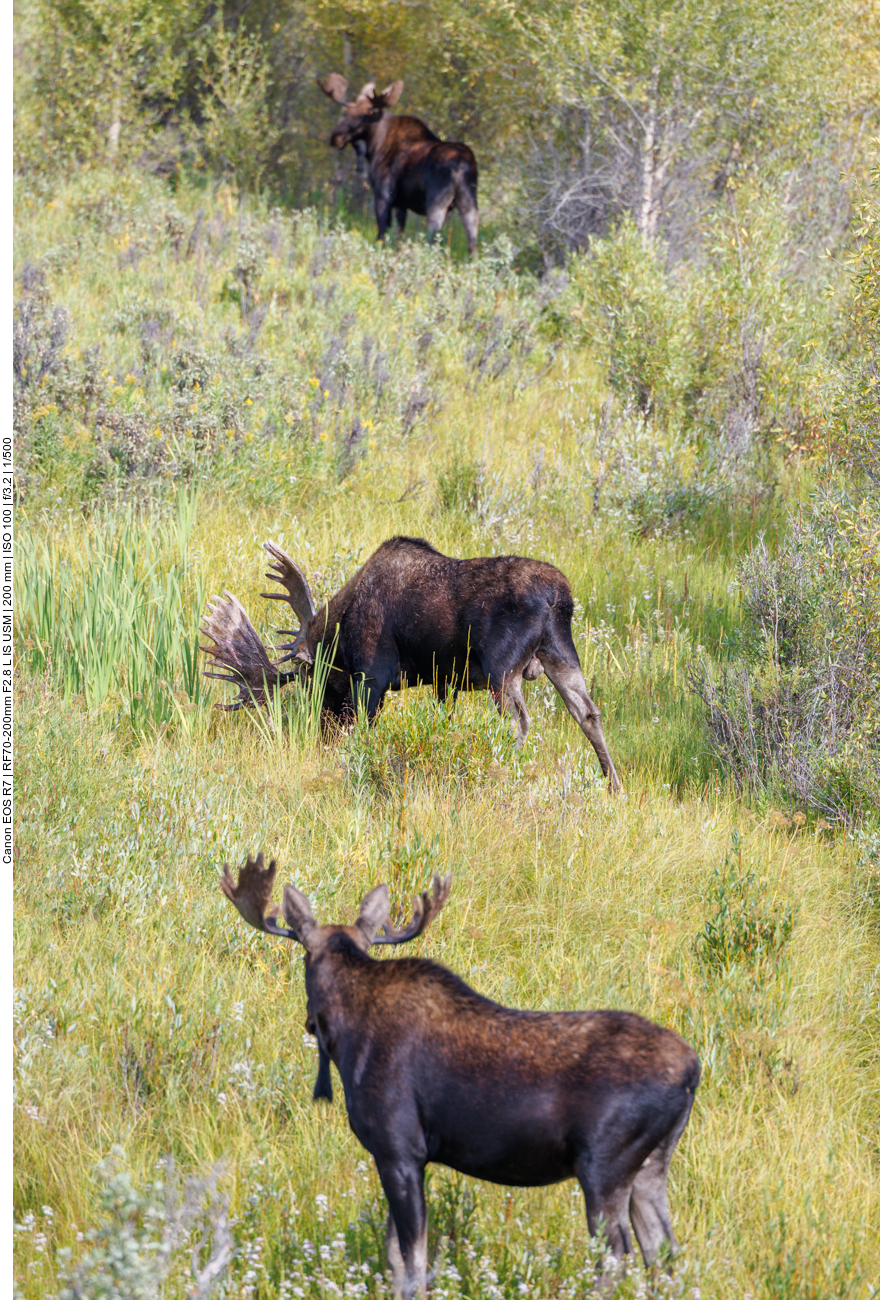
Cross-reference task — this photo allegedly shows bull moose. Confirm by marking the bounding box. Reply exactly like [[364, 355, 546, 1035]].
[[200, 536, 621, 792], [221, 854, 700, 1297], [318, 74, 479, 254]]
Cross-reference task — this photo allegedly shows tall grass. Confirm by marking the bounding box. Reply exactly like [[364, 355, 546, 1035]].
[[15, 488, 205, 736]]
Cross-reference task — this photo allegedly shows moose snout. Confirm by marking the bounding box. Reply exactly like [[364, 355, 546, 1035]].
[[329, 129, 348, 149]]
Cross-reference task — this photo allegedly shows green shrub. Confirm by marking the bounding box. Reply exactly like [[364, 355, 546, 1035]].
[[567, 194, 825, 459], [689, 488, 880, 821], [694, 833, 796, 975], [53, 1149, 231, 1300], [344, 688, 516, 801]]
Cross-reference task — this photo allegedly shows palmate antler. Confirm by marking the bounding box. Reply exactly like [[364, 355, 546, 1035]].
[[372, 872, 453, 946], [261, 541, 317, 661], [220, 853, 299, 938], [200, 593, 291, 709], [201, 542, 316, 708]]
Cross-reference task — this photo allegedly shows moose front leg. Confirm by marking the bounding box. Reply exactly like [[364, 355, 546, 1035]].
[[376, 1159, 428, 1300], [490, 673, 531, 749], [305, 1010, 333, 1101], [374, 191, 394, 241]]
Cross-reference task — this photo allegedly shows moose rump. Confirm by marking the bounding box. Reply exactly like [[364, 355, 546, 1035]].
[[382, 138, 478, 239], [200, 536, 620, 792]]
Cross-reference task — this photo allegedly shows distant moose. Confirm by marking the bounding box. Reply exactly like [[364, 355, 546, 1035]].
[[221, 854, 700, 1297], [200, 536, 621, 792], [318, 74, 479, 254]]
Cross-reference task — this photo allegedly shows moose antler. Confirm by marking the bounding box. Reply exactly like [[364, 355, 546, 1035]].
[[200, 593, 286, 708], [261, 541, 316, 659], [318, 72, 349, 104], [372, 872, 452, 946], [220, 853, 298, 938]]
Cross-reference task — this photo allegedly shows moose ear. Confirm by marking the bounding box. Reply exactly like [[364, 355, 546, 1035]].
[[281, 884, 319, 949], [318, 73, 348, 104], [355, 884, 390, 944], [379, 79, 404, 107]]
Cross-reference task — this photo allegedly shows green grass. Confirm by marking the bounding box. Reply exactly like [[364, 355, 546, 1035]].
[[13, 169, 879, 1299]]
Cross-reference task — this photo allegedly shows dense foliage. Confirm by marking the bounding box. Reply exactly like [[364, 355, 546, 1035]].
[[690, 166, 880, 821]]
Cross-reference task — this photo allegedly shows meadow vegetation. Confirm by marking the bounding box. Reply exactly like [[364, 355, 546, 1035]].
[[12, 3, 880, 1295]]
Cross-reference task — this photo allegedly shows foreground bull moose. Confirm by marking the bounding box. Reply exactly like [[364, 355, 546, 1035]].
[[318, 74, 479, 254], [200, 536, 621, 792], [221, 854, 700, 1297]]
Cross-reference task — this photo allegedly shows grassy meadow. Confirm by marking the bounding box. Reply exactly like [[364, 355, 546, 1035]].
[[13, 170, 880, 1298]]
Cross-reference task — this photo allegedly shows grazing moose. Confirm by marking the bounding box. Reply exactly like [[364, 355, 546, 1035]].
[[221, 854, 700, 1298], [318, 74, 479, 254], [200, 536, 621, 793]]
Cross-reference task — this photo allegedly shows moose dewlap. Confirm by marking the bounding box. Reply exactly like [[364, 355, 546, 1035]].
[[200, 536, 621, 792], [221, 855, 699, 1298]]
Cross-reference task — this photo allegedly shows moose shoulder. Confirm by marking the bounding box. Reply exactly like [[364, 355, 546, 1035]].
[[318, 74, 479, 254], [200, 536, 621, 793], [222, 855, 700, 1298]]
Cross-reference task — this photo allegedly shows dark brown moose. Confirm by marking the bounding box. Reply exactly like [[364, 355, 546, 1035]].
[[318, 74, 479, 254], [221, 854, 700, 1298], [200, 536, 620, 792]]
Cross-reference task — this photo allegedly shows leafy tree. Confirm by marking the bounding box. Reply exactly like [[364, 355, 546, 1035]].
[[196, 23, 281, 197], [15, 0, 205, 171], [502, 0, 834, 255]]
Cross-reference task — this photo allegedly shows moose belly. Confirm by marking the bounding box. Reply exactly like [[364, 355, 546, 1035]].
[[395, 641, 489, 693], [393, 171, 428, 215], [424, 1089, 576, 1187]]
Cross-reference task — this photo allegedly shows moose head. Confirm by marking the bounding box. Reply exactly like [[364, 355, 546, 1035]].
[[220, 851, 451, 957], [318, 74, 405, 151], [221, 852, 452, 1107]]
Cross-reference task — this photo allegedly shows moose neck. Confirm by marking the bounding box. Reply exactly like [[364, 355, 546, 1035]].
[[304, 937, 375, 1066], [358, 111, 394, 164], [300, 576, 358, 663]]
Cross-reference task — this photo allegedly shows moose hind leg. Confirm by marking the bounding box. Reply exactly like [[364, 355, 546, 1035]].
[[379, 1162, 428, 1300], [455, 188, 479, 254], [629, 1157, 676, 1266], [575, 1159, 637, 1298], [426, 184, 455, 242], [539, 654, 620, 793], [629, 1093, 693, 1264]]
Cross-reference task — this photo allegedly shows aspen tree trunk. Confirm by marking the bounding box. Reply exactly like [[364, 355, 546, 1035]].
[[107, 91, 122, 158], [638, 64, 660, 243]]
